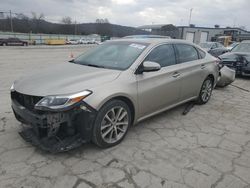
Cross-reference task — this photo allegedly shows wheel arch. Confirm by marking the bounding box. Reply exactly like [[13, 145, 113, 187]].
[[97, 95, 136, 125], [207, 74, 215, 86]]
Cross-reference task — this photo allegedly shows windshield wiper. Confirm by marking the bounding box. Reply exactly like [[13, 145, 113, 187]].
[[86, 64, 105, 68]]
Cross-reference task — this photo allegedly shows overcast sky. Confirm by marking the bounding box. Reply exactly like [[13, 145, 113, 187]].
[[1, 0, 250, 30]]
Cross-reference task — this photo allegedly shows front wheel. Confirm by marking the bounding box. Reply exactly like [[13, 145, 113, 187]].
[[197, 77, 213, 104], [92, 100, 131, 148]]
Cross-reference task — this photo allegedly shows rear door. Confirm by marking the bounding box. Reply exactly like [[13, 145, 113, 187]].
[[137, 44, 181, 118], [174, 44, 206, 101]]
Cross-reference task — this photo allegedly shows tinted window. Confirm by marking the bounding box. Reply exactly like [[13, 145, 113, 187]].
[[175, 44, 199, 63], [144, 44, 176, 67]]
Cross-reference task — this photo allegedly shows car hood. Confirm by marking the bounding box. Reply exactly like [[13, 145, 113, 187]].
[[14, 62, 121, 96], [219, 52, 250, 62]]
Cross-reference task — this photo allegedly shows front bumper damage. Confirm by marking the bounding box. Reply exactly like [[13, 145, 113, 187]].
[[11, 91, 97, 153], [217, 66, 236, 87]]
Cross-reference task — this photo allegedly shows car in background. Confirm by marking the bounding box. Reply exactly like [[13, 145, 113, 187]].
[[199, 42, 228, 57], [226, 42, 239, 51], [123, 35, 171, 39], [66, 39, 79, 45], [219, 40, 250, 76], [0, 38, 28, 46], [11, 39, 219, 152], [79, 38, 97, 44]]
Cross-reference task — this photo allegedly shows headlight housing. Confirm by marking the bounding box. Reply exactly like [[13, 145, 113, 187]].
[[35, 90, 92, 110]]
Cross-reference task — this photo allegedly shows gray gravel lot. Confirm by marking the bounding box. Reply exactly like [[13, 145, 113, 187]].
[[0, 45, 250, 188]]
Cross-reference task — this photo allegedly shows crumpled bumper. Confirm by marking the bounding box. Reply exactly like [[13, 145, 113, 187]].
[[217, 66, 236, 87], [11, 98, 97, 153]]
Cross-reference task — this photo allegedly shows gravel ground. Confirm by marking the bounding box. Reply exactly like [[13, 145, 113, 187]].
[[0, 45, 250, 188]]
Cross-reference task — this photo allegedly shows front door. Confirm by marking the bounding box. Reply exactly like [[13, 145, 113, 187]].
[[136, 44, 181, 118]]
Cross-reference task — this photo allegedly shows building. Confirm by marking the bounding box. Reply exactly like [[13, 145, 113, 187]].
[[138, 24, 250, 44]]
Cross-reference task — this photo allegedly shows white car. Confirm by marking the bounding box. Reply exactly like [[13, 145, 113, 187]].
[[66, 39, 79, 45], [79, 38, 97, 44]]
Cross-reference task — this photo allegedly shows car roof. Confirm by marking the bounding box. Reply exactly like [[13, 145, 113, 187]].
[[108, 38, 196, 46], [123, 35, 171, 39]]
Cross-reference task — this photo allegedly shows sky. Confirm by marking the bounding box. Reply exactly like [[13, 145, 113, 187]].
[[1, 0, 250, 30]]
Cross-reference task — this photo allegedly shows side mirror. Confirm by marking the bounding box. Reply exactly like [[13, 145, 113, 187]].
[[141, 61, 161, 73]]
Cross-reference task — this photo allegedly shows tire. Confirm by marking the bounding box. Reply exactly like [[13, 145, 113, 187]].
[[92, 99, 131, 148], [2, 43, 7, 46], [197, 77, 213, 104]]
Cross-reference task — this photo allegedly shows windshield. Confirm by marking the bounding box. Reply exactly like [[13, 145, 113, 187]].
[[231, 43, 250, 53], [229, 43, 238, 48], [199, 43, 213, 49], [74, 41, 148, 70]]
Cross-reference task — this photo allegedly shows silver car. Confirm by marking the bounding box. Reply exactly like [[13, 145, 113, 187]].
[[11, 39, 219, 152]]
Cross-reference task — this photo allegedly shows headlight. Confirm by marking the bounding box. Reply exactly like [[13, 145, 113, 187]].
[[35, 90, 92, 110]]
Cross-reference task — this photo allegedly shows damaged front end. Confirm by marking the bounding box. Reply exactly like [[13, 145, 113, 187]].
[[11, 91, 96, 153]]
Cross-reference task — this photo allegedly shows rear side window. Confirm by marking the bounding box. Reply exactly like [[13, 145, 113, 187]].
[[144, 44, 176, 67], [175, 44, 199, 63]]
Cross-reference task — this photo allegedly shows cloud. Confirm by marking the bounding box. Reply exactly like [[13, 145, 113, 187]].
[[1, 0, 250, 29]]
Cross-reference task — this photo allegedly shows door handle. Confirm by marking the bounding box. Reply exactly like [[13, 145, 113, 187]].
[[201, 64, 206, 69], [172, 72, 180, 78]]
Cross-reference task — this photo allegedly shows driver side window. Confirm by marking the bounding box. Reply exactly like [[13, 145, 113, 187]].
[[144, 44, 176, 67]]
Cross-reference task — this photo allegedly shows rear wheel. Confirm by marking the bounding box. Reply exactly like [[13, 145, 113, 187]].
[[2, 43, 7, 46], [92, 100, 131, 148], [197, 77, 213, 104]]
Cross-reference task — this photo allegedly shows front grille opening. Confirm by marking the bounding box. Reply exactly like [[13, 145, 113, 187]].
[[11, 91, 43, 112]]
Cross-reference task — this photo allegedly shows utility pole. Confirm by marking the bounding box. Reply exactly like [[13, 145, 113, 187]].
[[10, 10, 13, 32], [188, 8, 193, 26]]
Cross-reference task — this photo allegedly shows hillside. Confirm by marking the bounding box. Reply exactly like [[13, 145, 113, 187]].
[[0, 18, 149, 37]]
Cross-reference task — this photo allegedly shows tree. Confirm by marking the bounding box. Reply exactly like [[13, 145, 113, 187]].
[[31, 12, 45, 33], [61, 16, 72, 24], [31, 12, 44, 20], [239, 26, 246, 30], [0, 12, 5, 19], [96, 18, 109, 24], [16, 13, 29, 20]]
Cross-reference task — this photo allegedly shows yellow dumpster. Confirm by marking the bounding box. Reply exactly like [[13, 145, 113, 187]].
[[45, 39, 66, 45]]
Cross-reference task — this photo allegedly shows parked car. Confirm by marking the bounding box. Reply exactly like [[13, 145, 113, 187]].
[[123, 35, 171, 39], [199, 42, 228, 57], [66, 39, 79, 45], [11, 39, 219, 152], [219, 40, 250, 76], [79, 38, 97, 44], [0, 37, 28, 46], [226, 42, 239, 51]]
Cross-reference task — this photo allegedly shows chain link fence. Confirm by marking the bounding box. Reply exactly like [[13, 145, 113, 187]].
[[0, 31, 101, 45]]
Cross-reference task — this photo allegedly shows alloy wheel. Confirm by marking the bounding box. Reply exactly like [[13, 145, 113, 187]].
[[101, 106, 129, 144], [201, 79, 212, 102]]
